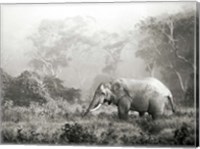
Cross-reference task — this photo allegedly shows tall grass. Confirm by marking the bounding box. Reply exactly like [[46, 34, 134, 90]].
[[1, 99, 196, 146]]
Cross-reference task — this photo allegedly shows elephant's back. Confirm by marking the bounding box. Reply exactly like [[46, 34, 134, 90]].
[[122, 77, 172, 98], [144, 78, 172, 97]]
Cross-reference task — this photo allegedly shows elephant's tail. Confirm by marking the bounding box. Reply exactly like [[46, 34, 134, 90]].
[[167, 95, 176, 113]]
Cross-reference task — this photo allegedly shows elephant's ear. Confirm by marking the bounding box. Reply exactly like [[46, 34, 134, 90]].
[[122, 83, 132, 98], [112, 80, 129, 97], [112, 81, 122, 93], [112, 80, 132, 98]]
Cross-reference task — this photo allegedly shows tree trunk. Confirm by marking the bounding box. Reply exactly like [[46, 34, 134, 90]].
[[174, 69, 186, 93], [168, 62, 186, 94], [146, 61, 156, 77]]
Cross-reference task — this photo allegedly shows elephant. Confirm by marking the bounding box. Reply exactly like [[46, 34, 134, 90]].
[[84, 77, 175, 120]]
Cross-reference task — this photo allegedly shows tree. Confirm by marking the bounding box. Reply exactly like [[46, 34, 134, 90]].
[[2, 69, 82, 106], [43, 75, 81, 104], [28, 16, 97, 77], [0, 68, 13, 98], [3, 71, 47, 106], [136, 10, 195, 99], [28, 16, 130, 93], [101, 32, 129, 76]]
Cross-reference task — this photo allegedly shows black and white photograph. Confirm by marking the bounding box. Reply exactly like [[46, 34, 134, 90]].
[[0, 1, 198, 147]]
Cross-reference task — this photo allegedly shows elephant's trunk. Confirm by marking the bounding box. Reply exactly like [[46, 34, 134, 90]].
[[83, 92, 103, 117]]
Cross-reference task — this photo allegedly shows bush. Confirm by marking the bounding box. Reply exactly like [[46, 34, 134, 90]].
[[1, 97, 196, 146], [2, 69, 82, 107], [59, 123, 97, 144], [2, 98, 85, 123], [174, 123, 195, 145], [135, 117, 162, 134], [44, 76, 81, 104], [3, 71, 47, 106], [120, 132, 162, 145], [2, 125, 61, 144], [99, 123, 118, 145]]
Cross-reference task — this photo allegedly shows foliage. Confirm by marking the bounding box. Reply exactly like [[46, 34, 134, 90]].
[[28, 17, 96, 76], [2, 69, 81, 106], [0, 68, 13, 98], [2, 97, 84, 123], [1, 98, 196, 146], [183, 72, 196, 106], [0, 68, 13, 90], [27, 17, 103, 77], [99, 123, 119, 145], [28, 17, 130, 80], [136, 9, 196, 103], [101, 33, 129, 76], [3, 71, 47, 106], [174, 123, 195, 145], [2, 122, 62, 144], [1, 71, 196, 146], [43, 76, 81, 104], [59, 123, 97, 144]]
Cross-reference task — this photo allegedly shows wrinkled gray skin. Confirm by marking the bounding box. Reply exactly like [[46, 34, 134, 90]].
[[84, 77, 175, 120]]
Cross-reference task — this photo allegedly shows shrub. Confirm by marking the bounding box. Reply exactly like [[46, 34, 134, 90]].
[[59, 123, 97, 144], [99, 123, 118, 145], [2, 69, 82, 107], [135, 117, 162, 134], [2, 127, 17, 143], [174, 122, 195, 145], [3, 71, 47, 106], [120, 131, 162, 145], [44, 76, 81, 104], [1, 97, 196, 146]]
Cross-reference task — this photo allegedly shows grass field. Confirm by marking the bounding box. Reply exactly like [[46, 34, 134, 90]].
[[1, 99, 197, 146]]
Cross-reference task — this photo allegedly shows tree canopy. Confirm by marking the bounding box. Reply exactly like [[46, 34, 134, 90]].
[[1, 69, 81, 106], [136, 9, 196, 104]]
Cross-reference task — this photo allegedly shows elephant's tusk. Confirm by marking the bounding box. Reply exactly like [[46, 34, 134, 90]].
[[90, 103, 102, 112]]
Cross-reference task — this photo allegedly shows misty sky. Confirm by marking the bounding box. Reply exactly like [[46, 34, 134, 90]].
[[1, 2, 194, 90]]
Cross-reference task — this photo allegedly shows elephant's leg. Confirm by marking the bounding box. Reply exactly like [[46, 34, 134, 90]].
[[118, 97, 131, 120], [148, 97, 165, 120], [149, 107, 163, 120], [118, 109, 128, 120]]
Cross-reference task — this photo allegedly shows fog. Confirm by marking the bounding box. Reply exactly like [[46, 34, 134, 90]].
[[1, 2, 190, 90]]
